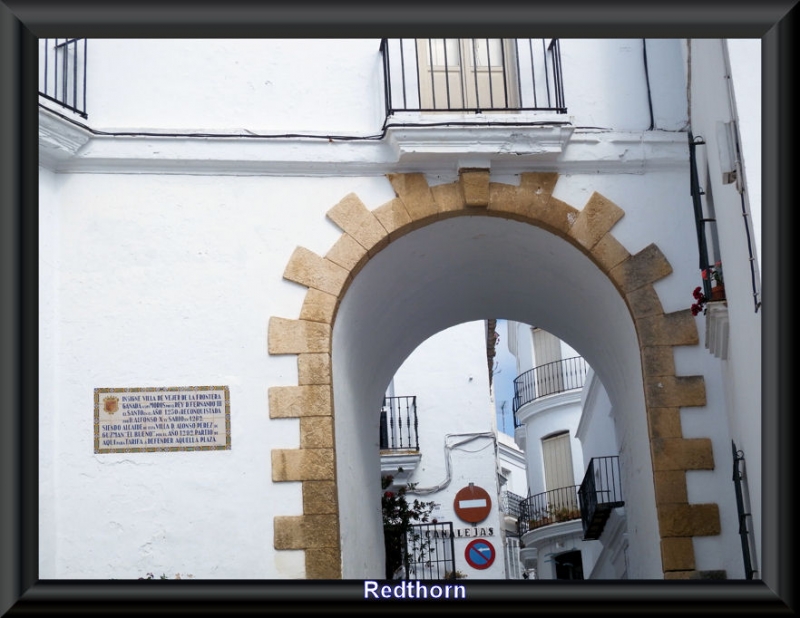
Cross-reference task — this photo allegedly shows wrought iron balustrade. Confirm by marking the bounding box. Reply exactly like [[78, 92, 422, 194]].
[[403, 521, 457, 580], [518, 485, 581, 535], [39, 38, 88, 118], [380, 395, 419, 452], [501, 490, 525, 519], [578, 455, 624, 540], [512, 356, 588, 426], [380, 38, 566, 115]]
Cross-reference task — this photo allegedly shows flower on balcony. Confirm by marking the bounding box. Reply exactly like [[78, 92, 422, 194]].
[[692, 261, 726, 316], [702, 261, 724, 286], [691, 286, 708, 316]]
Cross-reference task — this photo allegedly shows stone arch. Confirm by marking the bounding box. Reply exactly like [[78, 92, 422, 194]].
[[268, 170, 720, 579]]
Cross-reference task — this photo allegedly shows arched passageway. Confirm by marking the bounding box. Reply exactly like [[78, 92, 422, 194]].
[[269, 170, 718, 579]]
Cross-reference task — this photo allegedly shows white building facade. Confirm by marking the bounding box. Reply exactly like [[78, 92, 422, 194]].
[[34, 37, 764, 585], [381, 320, 526, 580]]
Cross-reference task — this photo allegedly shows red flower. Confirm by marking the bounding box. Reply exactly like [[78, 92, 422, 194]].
[[690, 287, 709, 316], [384, 491, 394, 499]]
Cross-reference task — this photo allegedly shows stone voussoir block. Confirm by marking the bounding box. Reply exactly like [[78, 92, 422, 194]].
[[653, 469, 689, 504], [325, 233, 368, 273], [534, 196, 580, 236], [658, 502, 720, 537], [610, 243, 673, 294], [272, 448, 335, 482], [645, 375, 706, 409], [487, 182, 530, 217], [303, 480, 339, 515], [387, 173, 439, 221], [283, 246, 349, 297], [269, 384, 331, 419], [273, 514, 340, 550], [568, 191, 625, 251], [647, 407, 683, 440], [641, 346, 677, 378], [326, 192, 371, 233], [372, 197, 413, 238], [590, 234, 631, 275], [627, 286, 665, 319], [300, 415, 334, 449], [652, 437, 714, 471], [431, 181, 467, 215], [268, 317, 331, 355], [351, 214, 390, 255], [299, 289, 338, 325], [661, 537, 696, 571], [459, 168, 491, 207], [518, 172, 560, 219], [305, 547, 343, 579], [297, 353, 332, 386], [636, 310, 699, 347]]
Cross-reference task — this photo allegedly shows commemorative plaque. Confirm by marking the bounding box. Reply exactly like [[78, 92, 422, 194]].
[[94, 385, 231, 453]]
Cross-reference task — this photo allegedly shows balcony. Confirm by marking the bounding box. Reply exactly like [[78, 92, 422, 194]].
[[380, 396, 421, 482], [513, 356, 589, 427], [39, 39, 88, 118], [578, 456, 625, 540], [518, 485, 582, 535], [380, 395, 419, 452], [380, 38, 566, 116], [501, 490, 526, 538]]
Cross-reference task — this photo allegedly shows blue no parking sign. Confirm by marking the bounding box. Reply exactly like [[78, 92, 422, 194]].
[[464, 539, 496, 570]]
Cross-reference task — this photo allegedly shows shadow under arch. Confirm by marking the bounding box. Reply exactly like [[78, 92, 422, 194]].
[[268, 170, 718, 580]]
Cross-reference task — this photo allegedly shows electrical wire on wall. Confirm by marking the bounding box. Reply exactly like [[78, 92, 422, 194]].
[[404, 432, 497, 496], [642, 39, 655, 131], [39, 101, 572, 143]]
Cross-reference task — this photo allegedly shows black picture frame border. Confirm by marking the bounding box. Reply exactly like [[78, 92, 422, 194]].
[[1, 1, 794, 614]]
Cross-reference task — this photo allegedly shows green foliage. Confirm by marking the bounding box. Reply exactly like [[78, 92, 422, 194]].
[[381, 472, 436, 578]]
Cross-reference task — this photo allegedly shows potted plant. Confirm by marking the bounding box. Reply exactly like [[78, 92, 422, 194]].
[[691, 262, 725, 316], [702, 261, 725, 300]]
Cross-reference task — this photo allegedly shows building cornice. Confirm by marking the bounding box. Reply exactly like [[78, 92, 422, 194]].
[[39, 107, 690, 177]]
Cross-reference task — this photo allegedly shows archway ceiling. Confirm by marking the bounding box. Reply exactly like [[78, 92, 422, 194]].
[[333, 214, 638, 406]]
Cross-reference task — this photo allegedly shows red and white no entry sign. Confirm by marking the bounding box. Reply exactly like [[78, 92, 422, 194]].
[[453, 483, 492, 523]]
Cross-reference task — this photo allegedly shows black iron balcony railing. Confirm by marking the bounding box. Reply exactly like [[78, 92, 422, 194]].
[[518, 485, 581, 535], [731, 441, 756, 579], [501, 490, 526, 538], [380, 396, 419, 452], [380, 38, 567, 116], [501, 490, 525, 518], [578, 455, 624, 540], [513, 356, 588, 427], [39, 38, 88, 118], [403, 521, 457, 580]]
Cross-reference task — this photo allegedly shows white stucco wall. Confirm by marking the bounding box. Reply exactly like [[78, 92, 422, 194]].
[[684, 38, 762, 576], [496, 432, 527, 498], [39, 38, 689, 142], [38, 166, 60, 579], [77, 39, 385, 134], [37, 171, 396, 579], [558, 39, 687, 131], [575, 369, 619, 468]]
